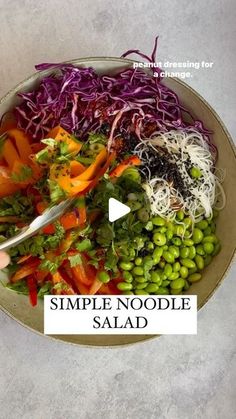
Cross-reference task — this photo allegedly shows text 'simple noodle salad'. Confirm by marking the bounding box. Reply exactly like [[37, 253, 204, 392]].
[[0, 39, 225, 305]]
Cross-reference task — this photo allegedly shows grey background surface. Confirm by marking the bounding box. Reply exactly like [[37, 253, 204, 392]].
[[0, 1, 235, 418]]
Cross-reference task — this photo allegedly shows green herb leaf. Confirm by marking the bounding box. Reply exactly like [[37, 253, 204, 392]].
[[41, 138, 57, 147], [68, 254, 82, 267], [35, 149, 50, 164], [48, 180, 67, 204], [38, 282, 52, 298], [39, 257, 62, 274], [75, 238, 92, 252], [88, 132, 107, 144], [6, 280, 29, 295]]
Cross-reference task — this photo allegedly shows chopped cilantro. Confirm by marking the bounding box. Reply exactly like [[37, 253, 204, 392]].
[[75, 238, 92, 252], [59, 141, 69, 155], [0, 193, 34, 217], [88, 132, 107, 144], [48, 179, 67, 204], [6, 280, 29, 295], [35, 148, 50, 164], [39, 257, 62, 274], [38, 282, 52, 298], [68, 254, 82, 267]]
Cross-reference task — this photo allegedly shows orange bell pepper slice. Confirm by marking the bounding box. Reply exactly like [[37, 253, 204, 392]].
[[88, 277, 103, 295], [11, 259, 40, 283], [70, 160, 85, 176], [76, 148, 107, 181], [60, 212, 80, 230], [0, 177, 19, 198], [7, 129, 32, 164], [109, 155, 141, 177], [1, 139, 20, 169], [47, 126, 82, 155]]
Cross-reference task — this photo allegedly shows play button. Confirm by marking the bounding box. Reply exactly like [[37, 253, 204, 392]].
[[108, 198, 131, 222]]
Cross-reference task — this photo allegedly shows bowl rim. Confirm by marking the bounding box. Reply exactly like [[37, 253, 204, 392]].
[[0, 56, 235, 348]]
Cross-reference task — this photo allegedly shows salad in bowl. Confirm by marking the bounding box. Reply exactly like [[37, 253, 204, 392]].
[[0, 39, 226, 308]]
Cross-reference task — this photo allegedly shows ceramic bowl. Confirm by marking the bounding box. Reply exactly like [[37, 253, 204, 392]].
[[0, 58, 235, 347]]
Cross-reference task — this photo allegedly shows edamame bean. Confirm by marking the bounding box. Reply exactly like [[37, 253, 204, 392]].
[[137, 208, 149, 222], [177, 210, 184, 221], [166, 221, 174, 231], [173, 261, 181, 272], [180, 247, 190, 259], [128, 248, 136, 260], [134, 290, 149, 295], [212, 242, 221, 256], [171, 278, 185, 289], [135, 257, 142, 266], [169, 272, 180, 281], [203, 242, 214, 254], [171, 288, 183, 295], [145, 221, 153, 231], [172, 237, 182, 246], [188, 267, 197, 275], [183, 217, 192, 229], [204, 227, 212, 236], [174, 225, 185, 237], [152, 216, 165, 226], [117, 282, 133, 291], [180, 266, 189, 278], [196, 220, 208, 230], [122, 291, 134, 295], [145, 283, 159, 293], [164, 264, 172, 278], [153, 232, 166, 246], [98, 271, 110, 283], [136, 282, 148, 290], [159, 227, 167, 234], [159, 260, 166, 269], [195, 255, 204, 270], [204, 255, 212, 266], [119, 261, 134, 271], [180, 258, 196, 269], [151, 271, 161, 283], [132, 266, 144, 276], [169, 246, 180, 258], [183, 280, 190, 291], [123, 272, 133, 283], [155, 287, 169, 295], [166, 230, 174, 241], [184, 230, 192, 238], [153, 247, 164, 258], [160, 272, 167, 281], [190, 166, 202, 178], [188, 246, 196, 259], [183, 239, 194, 246], [192, 228, 204, 244], [163, 251, 175, 264], [146, 241, 154, 251], [202, 235, 218, 244], [135, 276, 146, 284], [209, 222, 216, 233], [188, 273, 202, 283], [196, 244, 205, 255], [162, 280, 170, 287]]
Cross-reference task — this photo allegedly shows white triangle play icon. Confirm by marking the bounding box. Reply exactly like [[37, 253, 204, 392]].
[[108, 198, 131, 222]]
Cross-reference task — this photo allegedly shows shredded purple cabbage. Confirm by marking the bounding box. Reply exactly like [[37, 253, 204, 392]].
[[13, 37, 216, 156]]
